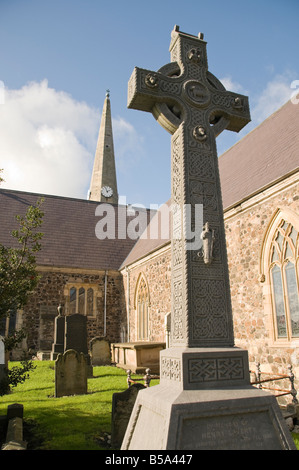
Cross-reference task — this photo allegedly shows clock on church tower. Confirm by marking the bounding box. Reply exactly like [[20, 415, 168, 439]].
[[101, 186, 113, 198]]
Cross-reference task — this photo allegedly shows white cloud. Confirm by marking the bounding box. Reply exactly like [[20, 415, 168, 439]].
[[219, 76, 245, 94], [220, 72, 294, 126], [0, 80, 99, 198], [251, 72, 294, 123], [0, 80, 141, 199]]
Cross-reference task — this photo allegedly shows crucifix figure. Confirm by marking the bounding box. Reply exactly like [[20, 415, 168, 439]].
[[122, 26, 295, 451]]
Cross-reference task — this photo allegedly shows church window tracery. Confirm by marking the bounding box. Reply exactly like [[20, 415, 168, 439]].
[[269, 220, 299, 340], [66, 285, 97, 316]]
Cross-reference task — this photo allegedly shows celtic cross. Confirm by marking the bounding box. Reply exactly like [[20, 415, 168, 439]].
[[128, 26, 251, 351], [122, 28, 296, 452]]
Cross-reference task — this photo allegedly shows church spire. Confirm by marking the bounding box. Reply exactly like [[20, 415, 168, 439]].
[[88, 90, 119, 204]]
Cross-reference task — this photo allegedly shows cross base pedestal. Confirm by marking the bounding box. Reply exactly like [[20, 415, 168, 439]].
[[121, 348, 296, 450]]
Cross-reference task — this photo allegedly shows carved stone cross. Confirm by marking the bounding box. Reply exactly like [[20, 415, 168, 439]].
[[128, 25, 251, 352], [122, 27, 296, 451]]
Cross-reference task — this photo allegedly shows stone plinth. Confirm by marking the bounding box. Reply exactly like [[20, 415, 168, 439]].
[[122, 346, 296, 450], [111, 342, 165, 374], [121, 377, 296, 450]]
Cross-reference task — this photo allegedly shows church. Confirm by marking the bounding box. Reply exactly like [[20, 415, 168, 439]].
[[0, 90, 298, 387]]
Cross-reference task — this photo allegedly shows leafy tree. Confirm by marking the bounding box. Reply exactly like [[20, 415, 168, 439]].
[[0, 173, 44, 394]]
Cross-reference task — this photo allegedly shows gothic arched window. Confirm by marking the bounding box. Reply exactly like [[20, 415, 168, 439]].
[[269, 220, 299, 340], [136, 276, 150, 341]]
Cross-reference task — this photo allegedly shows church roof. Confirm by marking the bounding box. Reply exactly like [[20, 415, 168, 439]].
[[0, 189, 145, 271], [219, 99, 299, 210], [120, 99, 299, 268]]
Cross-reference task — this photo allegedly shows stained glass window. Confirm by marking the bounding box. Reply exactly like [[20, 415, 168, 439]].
[[269, 220, 299, 340], [285, 262, 299, 337], [271, 265, 287, 337]]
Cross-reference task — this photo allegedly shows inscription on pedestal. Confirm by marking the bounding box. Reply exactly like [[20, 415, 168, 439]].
[[178, 410, 286, 450]]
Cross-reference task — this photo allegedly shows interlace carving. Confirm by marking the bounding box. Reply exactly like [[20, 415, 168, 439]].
[[188, 356, 244, 383]]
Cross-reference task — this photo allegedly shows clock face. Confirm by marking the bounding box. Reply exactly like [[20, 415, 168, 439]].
[[101, 186, 113, 198]]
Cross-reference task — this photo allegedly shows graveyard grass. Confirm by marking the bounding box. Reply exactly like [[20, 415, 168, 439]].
[[0, 361, 159, 450], [1, 361, 298, 450]]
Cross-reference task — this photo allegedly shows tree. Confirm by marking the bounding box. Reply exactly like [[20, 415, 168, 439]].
[[0, 199, 44, 318], [0, 175, 44, 394]]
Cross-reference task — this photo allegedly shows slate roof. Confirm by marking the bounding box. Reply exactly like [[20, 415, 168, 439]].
[[219, 99, 299, 210], [0, 189, 149, 271]]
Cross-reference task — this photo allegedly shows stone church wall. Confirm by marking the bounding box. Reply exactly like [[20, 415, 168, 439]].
[[226, 178, 299, 382], [21, 269, 125, 356]]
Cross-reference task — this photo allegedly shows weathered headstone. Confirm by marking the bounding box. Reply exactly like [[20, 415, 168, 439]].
[[50, 305, 65, 360], [90, 337, 111, 366], [64, 313, 92, 377], [64, 313, 88, 354], [122, 26, 296, 450], [111, 383, 145, 449], [55, 349, 87, 397]]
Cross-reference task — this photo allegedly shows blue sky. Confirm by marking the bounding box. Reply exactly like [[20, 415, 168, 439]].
[[0, 0, 298, 208]]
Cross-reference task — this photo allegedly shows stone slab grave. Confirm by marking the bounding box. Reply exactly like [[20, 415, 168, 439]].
[[122, 26, 296, 450], [89, 336, 111, 366], [55, 349, 87, 398], [111, 341, 165, 374]]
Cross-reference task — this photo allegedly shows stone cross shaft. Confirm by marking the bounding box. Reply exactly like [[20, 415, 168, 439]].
[[128, 26, 251, 349]]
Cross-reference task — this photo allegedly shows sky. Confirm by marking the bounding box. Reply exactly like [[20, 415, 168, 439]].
[[0, 0, 298, 208]]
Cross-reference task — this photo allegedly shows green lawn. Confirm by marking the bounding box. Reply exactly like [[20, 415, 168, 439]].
[[1, 361, 298, 450], [0, 361, 154, 450]]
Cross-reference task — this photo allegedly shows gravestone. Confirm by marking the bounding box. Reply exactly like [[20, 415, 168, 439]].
[[122, 26, 296, 450], [64, 313, 88, 354], [50, 305, 65, 360], [65, 313, 92, 377], [90, 337, 111, 366], [111, 383, 145, 449], [55, 349, 87, 397]]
